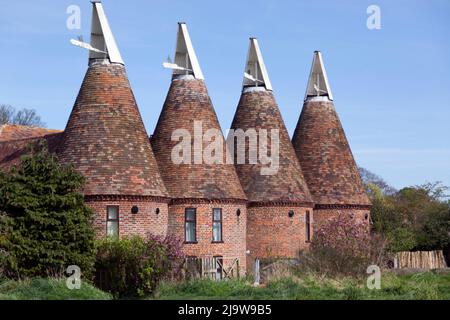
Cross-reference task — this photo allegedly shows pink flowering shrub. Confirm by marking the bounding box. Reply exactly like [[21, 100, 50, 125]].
[[302, 214, 388, 277], [147, 233, 185, 279]]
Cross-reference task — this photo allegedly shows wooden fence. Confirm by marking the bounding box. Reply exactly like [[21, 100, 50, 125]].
[[394, 250, 447, 269]]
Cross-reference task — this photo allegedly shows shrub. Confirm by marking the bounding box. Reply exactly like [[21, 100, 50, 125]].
[[94, 234, 184, 298], [0, 141, 96, 279], [301, 214, 389, 277]]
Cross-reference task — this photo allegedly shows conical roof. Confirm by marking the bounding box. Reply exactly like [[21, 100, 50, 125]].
[[58, 2, 167, 197], [229, 39, 312, 204], [292, 51, 370, 206], [151, 23, 246, 201]]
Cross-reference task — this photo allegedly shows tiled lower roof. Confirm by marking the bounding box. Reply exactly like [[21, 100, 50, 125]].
[[0, 132, 63, 169], [0, 124, 62, 142]]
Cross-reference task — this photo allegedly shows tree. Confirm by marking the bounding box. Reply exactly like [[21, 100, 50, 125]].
[[359, 166, 397, 195], [368, 183, 416, 252], [395, 182, 450, 251], [0, 105, 14, 125], [0, 141, 95, 279], [0, 104, 45, 127], [369, 181, 450, 252]]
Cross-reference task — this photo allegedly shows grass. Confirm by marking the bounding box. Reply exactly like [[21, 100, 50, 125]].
[[153, 271, 450, 300], [1, 271, 448, 300], [0, 278, 112, 300]]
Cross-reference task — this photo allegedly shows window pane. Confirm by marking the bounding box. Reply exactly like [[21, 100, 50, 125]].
[[186, 208, 195, 221], [185, 222, 196, 242], [213, 208, 221, 221], [214, 257, 223, 281], [306, 211, 311, 242], [107, 221, 118, 237], [107, 206, 118, 220], [213, 222, 222, 242]]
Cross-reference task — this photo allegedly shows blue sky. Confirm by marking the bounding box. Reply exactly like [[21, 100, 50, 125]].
[[0, 0, 449, 189]]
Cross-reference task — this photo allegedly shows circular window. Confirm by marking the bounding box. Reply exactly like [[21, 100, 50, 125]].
[[131, 206, 139, 214], [288, 210, 294, 218]]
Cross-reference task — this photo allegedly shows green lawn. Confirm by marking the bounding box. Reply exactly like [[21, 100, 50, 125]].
[[1, 272, 448, 300], [154, 271, 450, 300], [0, 278, 112, 300]]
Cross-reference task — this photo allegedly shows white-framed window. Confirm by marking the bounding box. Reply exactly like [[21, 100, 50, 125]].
[[106, 206, 119, 237], [212, 208, 222, 242], [185, 208, 197, 242]]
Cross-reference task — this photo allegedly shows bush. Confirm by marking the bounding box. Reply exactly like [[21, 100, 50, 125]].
[[0, 141, 96, 279], [369, 182, 450, 252], [0, 278, 111, 300], [301, 214, 389, 277], [369, 183, 417, 252], [94, 234, 184, 298]]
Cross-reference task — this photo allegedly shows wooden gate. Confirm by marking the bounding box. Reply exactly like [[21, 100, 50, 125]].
[[184, 257, 240, 280]]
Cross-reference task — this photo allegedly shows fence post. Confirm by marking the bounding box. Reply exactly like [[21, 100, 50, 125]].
[[254, 258, 260, 286]]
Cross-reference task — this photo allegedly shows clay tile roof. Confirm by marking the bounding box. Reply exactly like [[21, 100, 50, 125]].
[[230, 89, 313, 204], [292, 99, 371, 206], [151, 78, 247, 200], [57, 63, 168, 197], [0, 124, 61, 142], [292, 51, 370, 206], [0, 132, 63, 169]]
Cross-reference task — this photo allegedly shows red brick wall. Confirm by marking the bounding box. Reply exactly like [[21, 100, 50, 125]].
[[313, 208, 371, 231], [86, 200, 169, 238], [246, 206, 314, 267], [168, 202, 247, 274]]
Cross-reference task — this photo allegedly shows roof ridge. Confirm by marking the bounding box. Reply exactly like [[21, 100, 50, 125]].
[[0, 123, 60, 130]]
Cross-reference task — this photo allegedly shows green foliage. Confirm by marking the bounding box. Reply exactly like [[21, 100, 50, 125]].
[[94, 235, 184, 298], [0, 141, 96, 279], [369, 182, 450, 252], [369, 183, 416, 251], [154, 272, 450, 300], [0, 278, 111, 300]]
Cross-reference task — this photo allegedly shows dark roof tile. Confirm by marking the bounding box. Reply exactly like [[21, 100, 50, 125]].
[[230, 90, 313, 203], [292, 100, 370, 206], [57, 63, 168, 197], [151, 78, 246, 200]]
